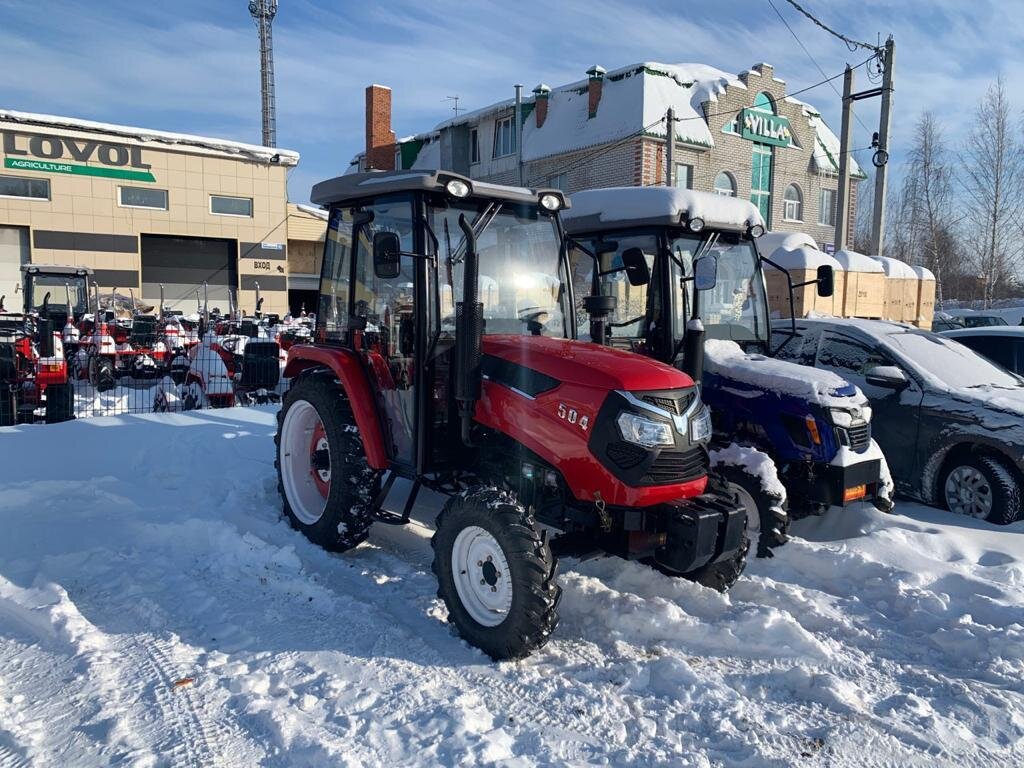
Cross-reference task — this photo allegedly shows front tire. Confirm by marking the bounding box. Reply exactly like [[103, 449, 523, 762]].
[[276, 376, 380, 551], [683, 529, 750, 591], [941, 453, 1022, 525], [714, 463, 788, 558], [432, 488, 561, 660]]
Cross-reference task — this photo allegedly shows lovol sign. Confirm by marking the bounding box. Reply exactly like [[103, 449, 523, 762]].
[[1, 130, 156, 182], [739, 108, 793, 148]]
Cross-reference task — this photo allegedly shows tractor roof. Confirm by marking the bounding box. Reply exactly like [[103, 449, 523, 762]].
[[21, 264, 94, 276], [562, 186, 763, 235], [310, 169, 567, 210]]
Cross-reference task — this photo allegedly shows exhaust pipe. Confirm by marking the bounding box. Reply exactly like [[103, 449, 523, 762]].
[[455, 214, 483, 447], [255, 281, 263, 319], [159, 284, 165, 320]]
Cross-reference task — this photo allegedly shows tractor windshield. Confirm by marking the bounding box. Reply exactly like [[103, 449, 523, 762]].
[[570, 233, 657, 343], [429, 199, 568, 337], [26, 274, 88, 317], [669, 233, 768, 347]]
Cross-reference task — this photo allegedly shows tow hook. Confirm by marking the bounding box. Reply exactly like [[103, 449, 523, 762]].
[[594, 491, 612, 533]]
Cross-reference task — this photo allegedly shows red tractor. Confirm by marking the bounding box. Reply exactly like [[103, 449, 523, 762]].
[[275, 171, 748, 660]]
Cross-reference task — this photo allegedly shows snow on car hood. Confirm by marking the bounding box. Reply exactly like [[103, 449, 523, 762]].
[[705, 339, 867, 408]]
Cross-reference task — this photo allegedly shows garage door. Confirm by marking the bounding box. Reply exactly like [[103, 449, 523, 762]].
[[141, 235, 237, 312], [0, 226, 29, 312]]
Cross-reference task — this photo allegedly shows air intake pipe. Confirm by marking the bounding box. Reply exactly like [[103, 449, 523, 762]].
[[455, 213, 483, 447]]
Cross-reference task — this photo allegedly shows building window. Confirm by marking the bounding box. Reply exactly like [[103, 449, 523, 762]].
[[492, 115, 516, 158], [119, 186, 168, 210], [0, 174, 49, 200], [751, 143, 772, 226], [469, 127, 480, 164], [210, 195, 253, 217], [819, 188, 837, 226], [754, 91, 776, 114], [547, 173, 567, 191], [783, 184, 803, 221], [714, 171, 736, 197], [674, 164, 693, 189]]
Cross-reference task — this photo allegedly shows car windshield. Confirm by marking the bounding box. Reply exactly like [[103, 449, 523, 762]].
[[671, 233, 768, 345], [885, 330, 1023, 389], [29, 275, 88, 314], [430, 199, 567, 337]]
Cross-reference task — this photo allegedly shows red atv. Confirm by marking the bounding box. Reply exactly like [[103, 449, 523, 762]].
[[275, 171, 748, 660]]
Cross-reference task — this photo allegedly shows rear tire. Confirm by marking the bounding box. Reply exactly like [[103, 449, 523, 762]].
[[276, 376, 380, 551], [941, 453, 1022, 525], [89, 355, 116, 393], [714, 463, 788, 558], [432, 488, 561, 660], [44, 382, 74, 423]]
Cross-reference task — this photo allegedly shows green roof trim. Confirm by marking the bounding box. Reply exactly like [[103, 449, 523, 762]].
[[521, 102, 535, 125], [399, 139, 425, 170], [815, 135, 867, 180]]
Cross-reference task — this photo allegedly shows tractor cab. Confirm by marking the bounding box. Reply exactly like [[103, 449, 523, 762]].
[[275, 171, 748, 660], [21, 264, 93, 329], [564, 187, 888, 529]]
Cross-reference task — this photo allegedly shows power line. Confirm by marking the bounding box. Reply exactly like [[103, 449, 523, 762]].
[[781, 0, 880, 53]]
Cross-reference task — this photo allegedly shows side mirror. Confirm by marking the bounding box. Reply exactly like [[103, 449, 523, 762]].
[[373, 231, 402, 280], [865, 365, 908, 389], [817, 264, 835, 298], [621, 247, 652, 286], [694, 255, 718, 291]]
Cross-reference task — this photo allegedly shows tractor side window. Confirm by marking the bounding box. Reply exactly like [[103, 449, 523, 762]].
[[317, 207, 354, 343], [575, 234, 656, 342]]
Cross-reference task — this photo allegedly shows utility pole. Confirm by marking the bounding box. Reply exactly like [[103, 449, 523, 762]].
[[514, 84, 524, 186], [248, 0, 278, 148], [834, 66, 854, 250], [871, 36, 895, 257], [665, 107, 675, 187]]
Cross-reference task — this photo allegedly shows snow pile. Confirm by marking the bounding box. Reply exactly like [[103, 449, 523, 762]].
[[709, 442, 787, 500], [834, 248, 885, 273], [872, 255, 917, 279], [758, 230, 818, 254], [0, 109, 299, 165], [563, 186, 763, 231], [912, 265, 936, 281], [763, 244, 844, 272], [1, 412, 1023, 765], [705, 338, 866, 407]]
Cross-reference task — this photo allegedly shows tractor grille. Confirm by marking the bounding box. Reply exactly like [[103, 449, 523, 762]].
[[838, 421, 872, 452], [606, 440, 648, 469], [641, 389, 696, 415], [642, 446, 708, 485]]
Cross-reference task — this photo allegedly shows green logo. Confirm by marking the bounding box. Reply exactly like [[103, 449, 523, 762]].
[[739, 109, 793, 148], [4, 157, 156, 182]]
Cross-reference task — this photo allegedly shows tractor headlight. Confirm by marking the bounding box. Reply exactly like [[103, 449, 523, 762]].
[[688, 217, 705, 233], [748, 224, 766, 238], [539, 193, 562, 211], [617, 412, 674, 448], [690, 406, 713, 443], [446, 179, 471, 198]]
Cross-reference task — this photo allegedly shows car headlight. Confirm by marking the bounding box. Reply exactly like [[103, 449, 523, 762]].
[[829, 408, 854, 427], [690, 406, 713, 443], [617, 412, 674, 448]]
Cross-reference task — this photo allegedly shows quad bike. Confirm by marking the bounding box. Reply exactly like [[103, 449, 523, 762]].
[[563, 187, 892, 558], [275, 170, 748, 661]]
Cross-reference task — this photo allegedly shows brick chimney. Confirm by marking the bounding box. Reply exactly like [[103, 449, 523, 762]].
[[533, 84, 551, 128], [365, 84, 396, 171], [586, 65, 606, 118]]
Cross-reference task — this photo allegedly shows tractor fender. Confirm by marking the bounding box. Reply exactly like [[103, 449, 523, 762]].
[[284, 345, 389, 470]]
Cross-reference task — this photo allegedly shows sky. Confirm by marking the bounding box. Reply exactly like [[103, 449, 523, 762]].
[[1, 0, 1022, 203]]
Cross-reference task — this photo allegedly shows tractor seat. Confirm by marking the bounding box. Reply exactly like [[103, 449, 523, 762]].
[[239, 341, 280, 389]]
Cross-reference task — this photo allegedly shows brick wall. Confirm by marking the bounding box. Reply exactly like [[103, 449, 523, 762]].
[[365, 85, 396, 171]]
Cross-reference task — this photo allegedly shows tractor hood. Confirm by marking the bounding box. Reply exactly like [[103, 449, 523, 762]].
[[482, 335, 694, 392]]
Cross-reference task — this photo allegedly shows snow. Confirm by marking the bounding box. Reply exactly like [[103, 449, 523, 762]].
[[0, 109, 299, 166], [912, 265, 936, 281], [563, 186, 764, 231], [410, 137, 442, 170], [293, 203, 328, 221], [763, 244, 843, 271], [709, 442, 786, 499], [705, 338, 867, 408], [786, 100, 866, 179], [834, 248, 885, 273], [2, 411, 1023, 764], [872, 255, 917, 279], [758, 230, 818, 254]]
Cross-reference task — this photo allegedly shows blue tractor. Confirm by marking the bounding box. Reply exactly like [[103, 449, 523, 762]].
[[563, 187, 892, 557]]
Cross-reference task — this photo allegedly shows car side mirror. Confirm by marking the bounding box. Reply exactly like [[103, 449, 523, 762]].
[[817, 264, 834, 298], [694, 255, 718, 291], [865, 365, 907, 389], [621, 247, 651, 286], [373, 231, 402, 280]]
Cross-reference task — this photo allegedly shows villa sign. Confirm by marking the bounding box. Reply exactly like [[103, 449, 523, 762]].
[[739, 109, 793, 148]]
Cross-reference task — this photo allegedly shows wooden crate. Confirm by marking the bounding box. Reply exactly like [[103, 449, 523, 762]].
[[842, 271, 886, 318], [765, 268, 845, 318], [901, 278, 920, 325], [915, 276, 936, 329]]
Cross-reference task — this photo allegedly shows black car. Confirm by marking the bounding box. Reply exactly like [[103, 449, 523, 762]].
[[930, 313, 965, 332], [773, 318, 1024, 525], [942, 327, 1024, 375]]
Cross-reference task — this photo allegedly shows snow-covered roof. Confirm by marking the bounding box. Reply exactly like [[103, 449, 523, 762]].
[[293, 203, 328, 221], [763, 244, 843, 271], [758, 231, 818, 254], [562, 186, 763, 233], [872, 255, 917, 279], [834, 249, 884, 273], [785, 99, 865, 179], [0, 109, 300, 166], [911, 265, 936, 281]]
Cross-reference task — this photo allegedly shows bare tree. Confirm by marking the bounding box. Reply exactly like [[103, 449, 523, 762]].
[[852, 168, 875, 254], [960, 78, 1024, 307]]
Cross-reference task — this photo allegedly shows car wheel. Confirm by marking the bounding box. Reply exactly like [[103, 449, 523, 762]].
[[941, 454, 1022, 525]]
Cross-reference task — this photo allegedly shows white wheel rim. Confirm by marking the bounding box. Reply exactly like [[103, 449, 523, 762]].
[[451, 526, 513, 628], [730, 482, 760, 534], [280, 400, 330, 525], [945, 466, 993, 519]]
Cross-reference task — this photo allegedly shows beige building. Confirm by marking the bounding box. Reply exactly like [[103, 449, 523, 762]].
[[285, 202, 327, 315], [0, 110, 299, 316]]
